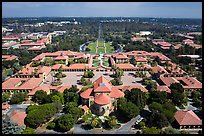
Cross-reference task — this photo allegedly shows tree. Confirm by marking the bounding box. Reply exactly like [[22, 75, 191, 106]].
[[142, 127, 161, 134], [105, 116, 118, 128], [49, 90, 64, 104], [83, 70, 94, 78], [117, 97, 139, 119], [148, 91, 168, 104], [169, 83, 185, 106], [161, 127, 178, 134], [63, 89, 79, 104], [32, 90, 51, 104], [55, 114, 75, 132], [138, 121, 145, 129], [149, 102, 163, 112], [25, 103, 57, 128], [21, 127, 36, 134], [125, 88, 147, 109], [10, 92, 27, 104], [148, 111, 169, 129], [47, 122, 56, 130], [85, 116, 102, 128], [130, 56, 136, 66], [2, 92, 10, 102], [67, 85, 79, 93]]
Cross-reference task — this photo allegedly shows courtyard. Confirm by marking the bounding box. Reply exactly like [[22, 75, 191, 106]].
[[41, 71, 147, 89]]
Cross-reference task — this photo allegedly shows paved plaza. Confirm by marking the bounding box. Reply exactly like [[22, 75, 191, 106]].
[[41, 71, 147, 89]]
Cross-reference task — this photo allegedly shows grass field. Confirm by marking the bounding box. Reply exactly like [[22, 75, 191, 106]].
[[86, 40, 114, 54], [92, 59, 100, 67], [105, 42, 114, 54], [97, 47, 105, 54], [102, 60, 110, 67]]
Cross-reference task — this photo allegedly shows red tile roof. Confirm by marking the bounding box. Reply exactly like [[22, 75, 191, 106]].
[[53, 56, 68, 60], [56, 86, 71, 93], [151, 65, 168, 74], [10, 111, 27, 126], [2, 103, 10, 110], [175, 77, 202, 89], [28, 86, 50, 96], [174, 110, 202, 126], [157, 85, 171, 93], [112, 53, 128, 59], [80, 105, 89, 113], [80, 88, 94, 99], [93, 76, 112, 92], [160, 77, 179, 87], [94, 93, 111, 105], [131, 37, 146, 41], [2, 55, 17, 61], [135, 57, 147, 62], [110, 87, 124, 98], [68, 64, 87, 69], [2, 78, 43, 90], [116, 64, 135, 69]]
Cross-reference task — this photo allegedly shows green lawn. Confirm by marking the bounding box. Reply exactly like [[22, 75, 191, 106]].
[[97, 47, 105, 54], [105, 42, 114, 54], [92, 59, 100, 67], [86, 42, 97, 53], [98, 40, 104, 47], [102, 60, 110, 67], [86, 40, 114, 54]]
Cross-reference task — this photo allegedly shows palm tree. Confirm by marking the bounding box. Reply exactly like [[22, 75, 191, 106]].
[[86, 116, 101, 128], [105, 116, 118, 128]]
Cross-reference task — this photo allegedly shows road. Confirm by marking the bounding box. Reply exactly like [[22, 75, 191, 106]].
[[73, 115, 142, 134]]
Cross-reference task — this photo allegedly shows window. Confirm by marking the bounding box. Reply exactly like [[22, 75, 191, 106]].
[[107, 106, 109, 110]]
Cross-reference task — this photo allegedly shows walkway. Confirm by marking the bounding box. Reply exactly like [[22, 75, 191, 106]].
[[73, 115, 142, 134]]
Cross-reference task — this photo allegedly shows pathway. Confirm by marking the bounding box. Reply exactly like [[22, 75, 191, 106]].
[[73, 115, 142, 134]]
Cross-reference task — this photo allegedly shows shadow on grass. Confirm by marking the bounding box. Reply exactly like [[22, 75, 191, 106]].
[[109, 111, 130, 123]]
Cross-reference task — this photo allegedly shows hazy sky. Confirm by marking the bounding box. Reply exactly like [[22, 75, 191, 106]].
[[2, 2, 202, 18]]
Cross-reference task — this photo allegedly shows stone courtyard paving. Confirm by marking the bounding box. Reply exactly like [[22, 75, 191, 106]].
[[41, 71, 147, 89]]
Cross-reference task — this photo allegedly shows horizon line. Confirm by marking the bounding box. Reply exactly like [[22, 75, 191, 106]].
[[2, 16, 202, 19]]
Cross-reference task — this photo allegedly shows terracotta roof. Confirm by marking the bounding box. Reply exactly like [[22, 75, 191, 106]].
[[68, 64, 87, 69], [94, 93, 111, 105], [2, 78, 43, 90], [2, 103, 10, 110], [2, 41, 18, 47], [80, 88, 93, 99], [28, 45, 46, 51], [160, 77, 179, 87], [20, 40, 33, 44], [56, 86, 71, 93], [116, 64, 135, 69], [52, 64, 63, 70], [80, 105, 89, 113], [53, 56, 68, 60], [2, 55, 17, 61], [174, 110, 202, 126], [135, 57, 147, 62], [151, 65, 168, 74], [10, 111, 27, 126], [28, 86, 50, 96], [32, 53, 45, 61], [157, 85, 171, 93], [110, 87, 125, 98], [38, 66, 51, 75], [174, 44, 182, 49], [175, 76, 202, 89], [126, 51, 150, 57], [188, 43, 202, 49], [183, 39, 194, 44], [157, 42, 172, 47], [112, 53, 128, 59], [131, 37, 146, 41], [93, 76, 112, 92]]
